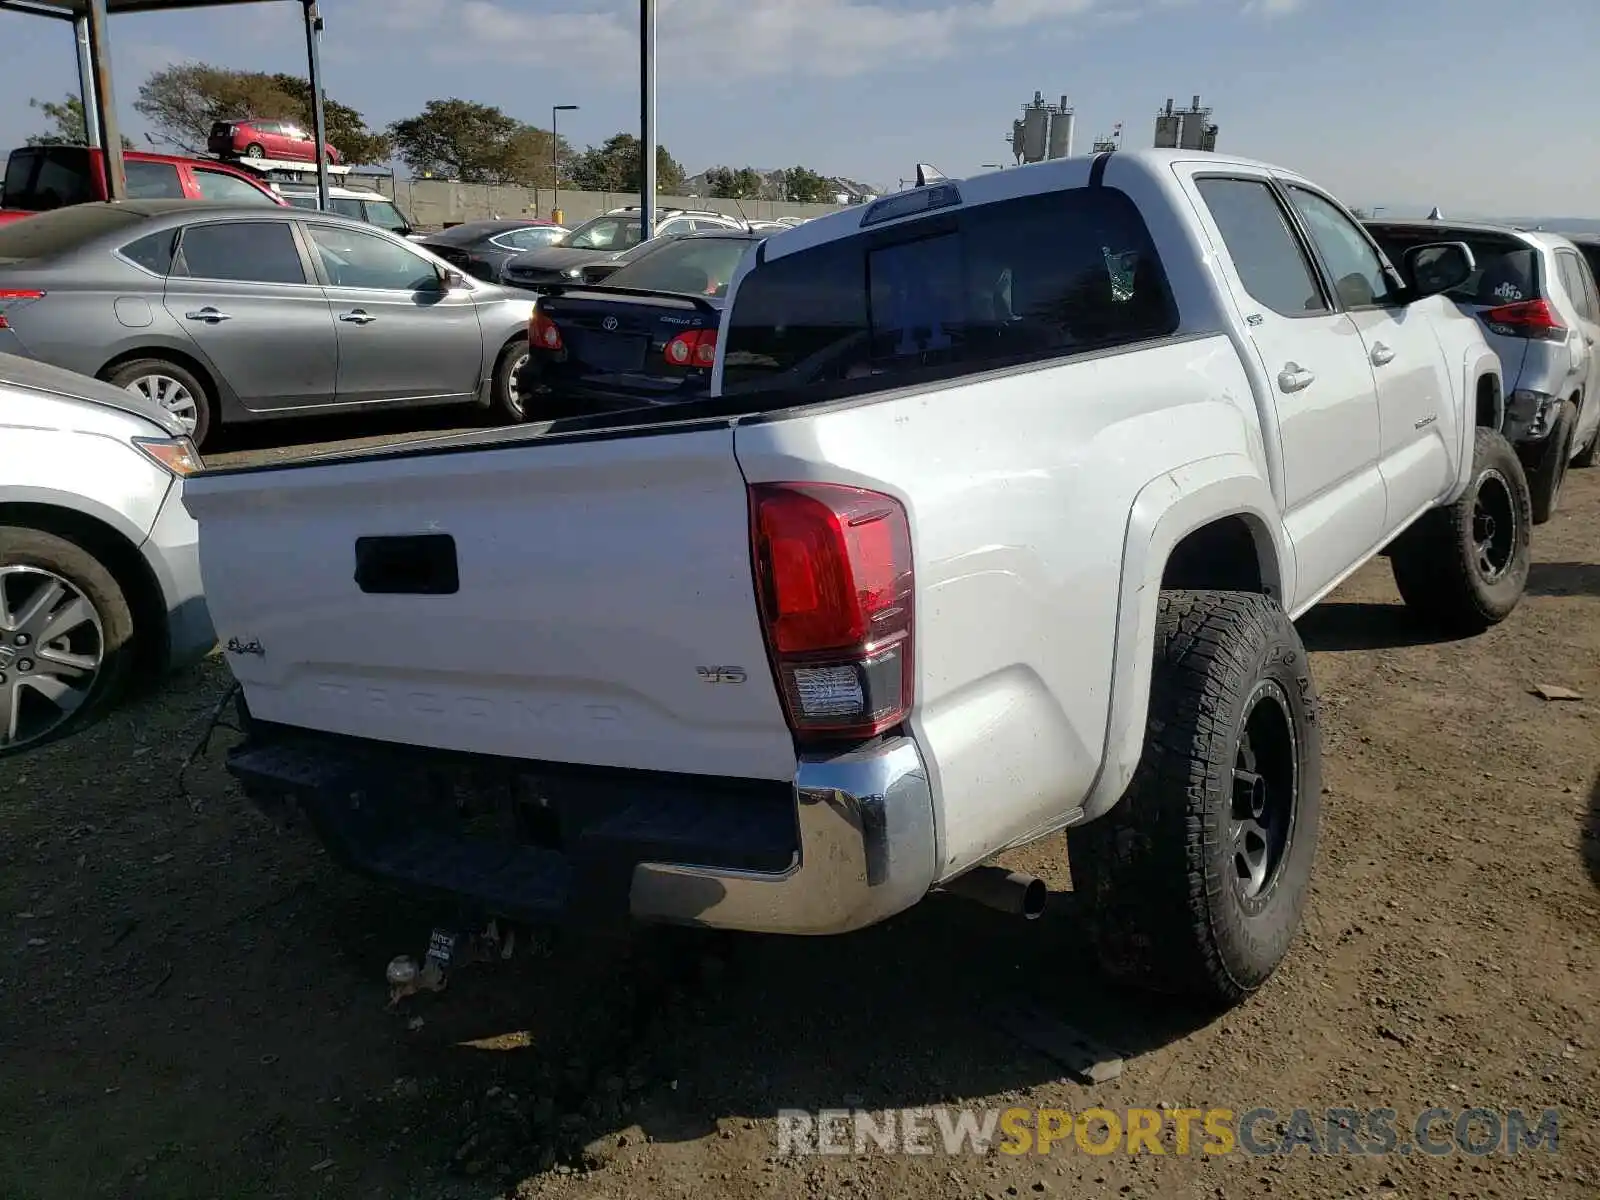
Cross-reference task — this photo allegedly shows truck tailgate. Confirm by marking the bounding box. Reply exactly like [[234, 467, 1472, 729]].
[[184, 427, 798, 781]]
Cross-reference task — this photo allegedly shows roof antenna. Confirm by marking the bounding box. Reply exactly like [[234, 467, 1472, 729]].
[[1427, 205, 1443, 220], [730, 195, 750, 228], [915, 163, 947, 187]]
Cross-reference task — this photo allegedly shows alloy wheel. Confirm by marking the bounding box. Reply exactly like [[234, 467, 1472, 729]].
[[0, 565, 105, 750], [1472, 468, 1517, 581], [125, 374, 199, 435], [1229, 679, 1299, 907]]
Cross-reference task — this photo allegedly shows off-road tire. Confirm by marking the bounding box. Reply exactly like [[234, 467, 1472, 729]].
[[1522, 400, 1577, 524], [1389, 427, 1531, 634], [0, 527, 136, 756], [1067, 590, 1322, 1009], [105, 357, 215, 448], [490, 340, 530, 424]]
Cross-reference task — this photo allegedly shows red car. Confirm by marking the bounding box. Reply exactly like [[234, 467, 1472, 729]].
[[208, 118, 341, 165], [0, 145, 288, 225]]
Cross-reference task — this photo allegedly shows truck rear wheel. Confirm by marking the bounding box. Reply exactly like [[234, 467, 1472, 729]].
[[1067, 590, 1322, 1008], [1389, 427, 1530, 634]]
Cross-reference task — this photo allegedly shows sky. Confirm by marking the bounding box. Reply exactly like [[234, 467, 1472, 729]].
[[1, 0, 1598, 217]]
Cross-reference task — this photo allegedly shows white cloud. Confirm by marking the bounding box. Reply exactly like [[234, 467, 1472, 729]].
[[348, 0, 1102, 80], [1241, 0, 1307, 16]]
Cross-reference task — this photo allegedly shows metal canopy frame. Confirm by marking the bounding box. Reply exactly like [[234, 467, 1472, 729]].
[[0, 0, 332, 207], [0, 0, 663, 232]]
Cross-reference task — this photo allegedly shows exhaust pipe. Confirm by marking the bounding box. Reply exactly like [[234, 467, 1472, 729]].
[[941, 866, 1048, 920]]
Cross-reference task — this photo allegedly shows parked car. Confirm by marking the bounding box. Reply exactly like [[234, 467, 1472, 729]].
[[0, 352, 212, 754], [0, 144, 286, 225], [194, 150, 1528, 1011], [0, 200, 538, 446], [522, 230, 761, 417], [276, 185, 417, 237], [208, 118, 341, 165], [409, 219, 568, 283], [1365, 218, 1600, 516], [500, 207, 746, 290]]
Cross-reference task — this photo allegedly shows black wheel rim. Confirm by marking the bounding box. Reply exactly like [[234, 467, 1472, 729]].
[[1472, 467, 1516, 580], [1229, 680, 1298, 907]]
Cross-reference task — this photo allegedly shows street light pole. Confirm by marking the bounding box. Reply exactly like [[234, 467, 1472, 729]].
[[551, 104, 578, 222]]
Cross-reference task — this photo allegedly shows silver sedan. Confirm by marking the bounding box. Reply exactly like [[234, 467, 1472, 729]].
[[0, 352, 214, 753], [0, 200, 539, 447]]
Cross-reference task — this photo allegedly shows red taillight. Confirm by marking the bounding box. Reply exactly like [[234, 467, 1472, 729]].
[[0, 288, 44, 329], [530, 310, 563, 351], [750, 482, 914, 742], [1482, 298, 1566, 342], [664, 329, 717, 368]]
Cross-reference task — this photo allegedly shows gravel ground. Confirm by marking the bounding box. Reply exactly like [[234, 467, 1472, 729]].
[[2, 421, 1596, 1200]]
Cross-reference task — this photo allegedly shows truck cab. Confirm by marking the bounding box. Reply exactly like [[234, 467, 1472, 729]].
[[0, 145, 286, 225]]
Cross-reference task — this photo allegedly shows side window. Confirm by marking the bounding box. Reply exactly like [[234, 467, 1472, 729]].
[[363, 201, 408, 233], [306, 224, 438, 290], [1285, 186, 1399, 308], [655, 219, 693, 237], [192, 169, 275, 204], [721, 185, 1178, 398], [328, 197, 367, 220], [124, 160, 185, 200], [1557, 252, 1594, 321], [1196, 178, 1327, 318], [175, 221, 307, 284], [1581, 258, 1600, 326], [120, 229, 178, 275]]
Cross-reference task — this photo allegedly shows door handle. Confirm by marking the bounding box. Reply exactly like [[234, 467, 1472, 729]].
[[1277, 363, 1316, 393], [1370, 342, 1396, 367], [184, 308, 231, 323], [338, 310, 377, 325]]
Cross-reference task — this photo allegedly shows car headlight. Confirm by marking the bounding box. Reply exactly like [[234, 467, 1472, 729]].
[[133, 435, 204, 476], [562, 267, 583, 279]]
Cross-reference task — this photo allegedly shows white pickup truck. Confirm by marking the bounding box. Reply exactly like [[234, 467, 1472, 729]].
[[190, 150, 1532, 1008]]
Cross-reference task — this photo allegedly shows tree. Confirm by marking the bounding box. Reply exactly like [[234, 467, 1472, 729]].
[[388, 98, 522, 183], [133, 64, 389, 163], [495, 125, 576, 190], [782, 165, 834, 204], [569, 133, 685, 194], [704, 165, 764, 199], [25, 94, 133, 149]]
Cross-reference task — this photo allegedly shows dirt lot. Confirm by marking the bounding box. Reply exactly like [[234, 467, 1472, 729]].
[[2, 421, 1597, 1200]]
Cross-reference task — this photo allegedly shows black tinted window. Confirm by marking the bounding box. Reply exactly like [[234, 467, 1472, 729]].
[[2, 150, 38, 206], [1365, 226, 1540, 308], [1197, 178, 1326, 317], [28, 148, 95, 210], [722, 186, 1177, 398], [125, 160, 184, 200], [176, 221, 306, 284], [121, 229, 177, 274]]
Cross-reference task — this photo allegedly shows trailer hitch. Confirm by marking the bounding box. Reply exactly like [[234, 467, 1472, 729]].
[[386, 918, 517, 1007]]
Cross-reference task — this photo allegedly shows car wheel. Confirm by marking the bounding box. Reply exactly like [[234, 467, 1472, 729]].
[[1389, 427, 1531, 634], [0, 527, 136, 756], [1066, 590, 1322, 1008], [106, 358, 214, 448], [491, 341, 530, 424], [245, 143, 265, 159], [1521, 400, 1576, 524]]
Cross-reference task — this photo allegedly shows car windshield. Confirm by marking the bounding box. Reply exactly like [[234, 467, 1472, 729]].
[[605, 235, 754, 297], [560, 215, 642, 251], [0, 203, 146, 260]]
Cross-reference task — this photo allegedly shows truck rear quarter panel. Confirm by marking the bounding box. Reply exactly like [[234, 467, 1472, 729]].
[[732, 333, 1273, 878]]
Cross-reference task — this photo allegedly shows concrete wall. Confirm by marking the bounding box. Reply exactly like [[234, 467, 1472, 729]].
[[365, 178, 850, 229]]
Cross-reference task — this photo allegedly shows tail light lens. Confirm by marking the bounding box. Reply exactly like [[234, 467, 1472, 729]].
[[1482, 298, 1566, 342], [0, 288, 45, 330], [749, 482, 914, 742], [530, 310, 563, 351], [664, 329, 717, 368]]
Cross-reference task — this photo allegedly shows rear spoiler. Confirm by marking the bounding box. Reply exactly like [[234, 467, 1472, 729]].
[[531, 282, 720, 314]]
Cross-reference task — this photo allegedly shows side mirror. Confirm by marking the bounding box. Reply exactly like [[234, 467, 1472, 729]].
[[435, 264, 466, 290], [1403, 241, 1476, 299]]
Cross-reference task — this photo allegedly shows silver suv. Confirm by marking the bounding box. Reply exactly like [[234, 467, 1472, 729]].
[[1367, 219, 1600, 520]]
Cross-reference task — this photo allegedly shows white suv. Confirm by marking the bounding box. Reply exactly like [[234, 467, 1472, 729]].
[[1367, 218, 1600, 520]]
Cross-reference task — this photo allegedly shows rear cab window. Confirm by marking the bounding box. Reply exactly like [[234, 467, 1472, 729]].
[[2, 146, 95, 211], [721, 185, 1178, 400]]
